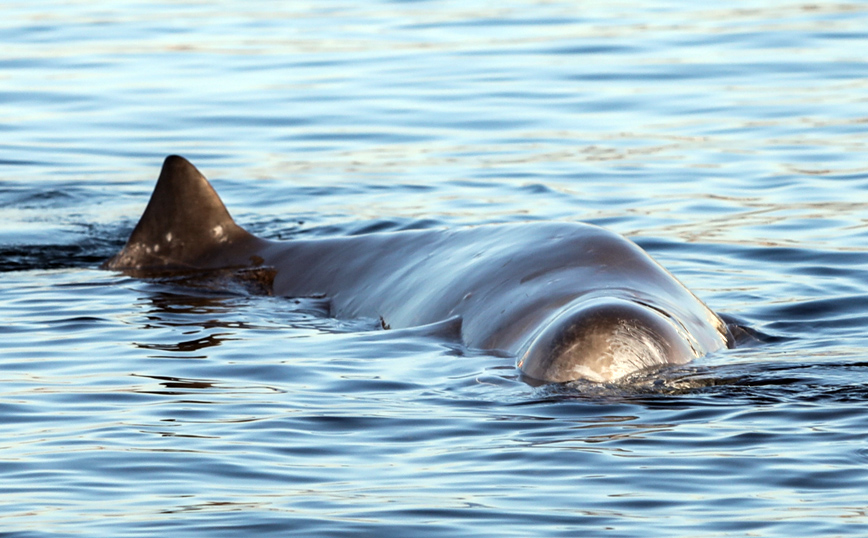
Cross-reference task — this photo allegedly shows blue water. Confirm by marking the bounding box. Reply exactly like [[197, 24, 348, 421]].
[[3, 1, 868, 536]]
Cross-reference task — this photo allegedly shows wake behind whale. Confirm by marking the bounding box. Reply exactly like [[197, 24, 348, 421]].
[[104, 156, 733, 383]]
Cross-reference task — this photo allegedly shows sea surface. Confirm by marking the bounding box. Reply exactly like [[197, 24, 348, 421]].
[[2, 1, 868, 536]]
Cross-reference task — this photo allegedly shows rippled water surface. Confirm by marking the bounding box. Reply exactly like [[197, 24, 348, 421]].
[[3, 1, 868, 536]]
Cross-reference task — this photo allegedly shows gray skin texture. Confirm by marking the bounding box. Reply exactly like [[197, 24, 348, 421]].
[[105, 155, 730, 383]]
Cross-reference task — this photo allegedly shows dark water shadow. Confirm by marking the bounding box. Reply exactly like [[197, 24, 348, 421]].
[[512, 355, 868, 410], [0, 234, 124, 272]]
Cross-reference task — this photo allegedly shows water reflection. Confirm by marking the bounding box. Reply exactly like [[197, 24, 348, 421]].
[[130, 373, 284, 396], [137, 374, 216, 391], [139, 291, 238, 317], [135, 333, 233, 355]]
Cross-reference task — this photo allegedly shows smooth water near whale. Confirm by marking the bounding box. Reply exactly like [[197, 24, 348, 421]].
[[3, 1, 868, 536]]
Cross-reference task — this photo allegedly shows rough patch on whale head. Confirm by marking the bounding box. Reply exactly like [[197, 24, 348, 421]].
[[518, 298, 698, 383], [103, 155, 263, 273]]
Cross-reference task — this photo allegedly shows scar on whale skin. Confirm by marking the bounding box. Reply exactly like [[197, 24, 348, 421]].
[[104, 155, 736, 384]]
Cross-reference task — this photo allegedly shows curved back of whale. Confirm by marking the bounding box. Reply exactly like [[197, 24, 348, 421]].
[[104, 155, 731, 384], [104, 156, 264, 272]]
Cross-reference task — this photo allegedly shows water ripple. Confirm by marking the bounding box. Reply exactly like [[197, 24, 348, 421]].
[[3, 0, 868, 536]]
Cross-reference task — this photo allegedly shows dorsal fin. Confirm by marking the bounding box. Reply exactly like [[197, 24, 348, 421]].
[[104, 155, 263, 272]]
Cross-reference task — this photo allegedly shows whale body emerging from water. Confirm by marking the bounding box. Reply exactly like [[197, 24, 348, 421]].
[[104, 155, 732, 383]]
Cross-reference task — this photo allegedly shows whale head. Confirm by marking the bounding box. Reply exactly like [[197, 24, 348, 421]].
[[518, 297, 699, 383]]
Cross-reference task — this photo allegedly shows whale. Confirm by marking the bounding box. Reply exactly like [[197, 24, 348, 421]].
[[104, 155, 732, 383]]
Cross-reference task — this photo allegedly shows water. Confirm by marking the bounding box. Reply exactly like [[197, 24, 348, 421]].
[[2, 1, 868, 536]]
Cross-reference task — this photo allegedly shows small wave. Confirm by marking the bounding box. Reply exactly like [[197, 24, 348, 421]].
[[0, 238, 124, 272]]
